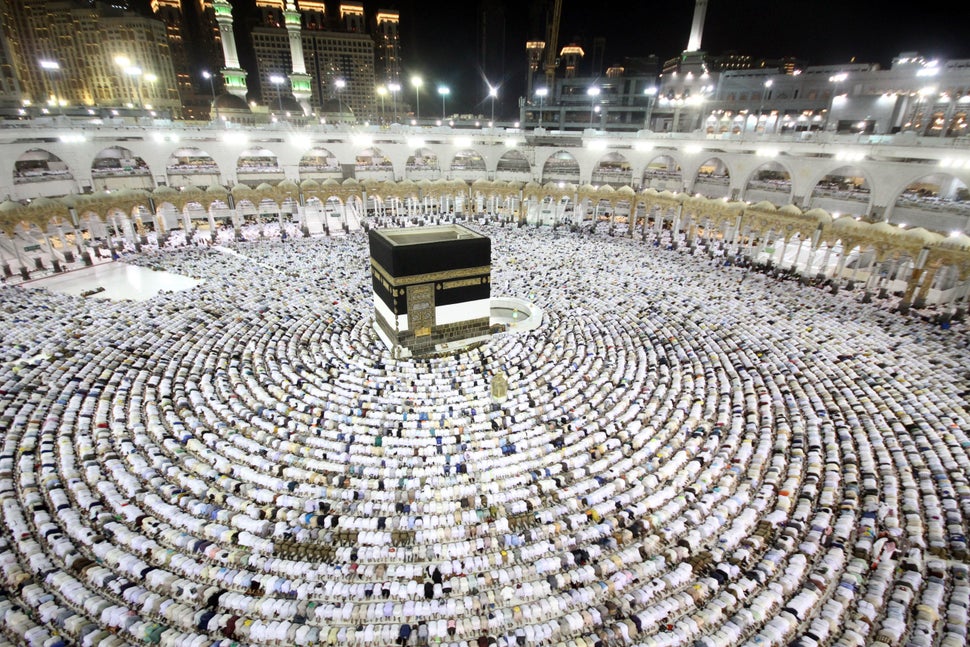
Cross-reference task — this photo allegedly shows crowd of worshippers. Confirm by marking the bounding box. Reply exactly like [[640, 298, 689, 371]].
[[0, 221, 967, 647]]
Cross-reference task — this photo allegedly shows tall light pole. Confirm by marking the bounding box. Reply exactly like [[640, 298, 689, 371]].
[[114, 55, 135, 109], [535, 87, 548, 129], [411, 76, 423, 121], [488, 85, 498, 125], [587, 86, 600, 125], [823, 73, 847, 133], [388, 82, 401, 121], [270, 74, 285, 118], [334, 78, 346, 121], [376, 85, 387, 122], [143, 73, 157, 111], [126, 66, 143, 109], [757, 79, 773, 136], [438, 86, 449, 120], [202, 70, 218, 121], [643, 86, 657, 129], [38, 59, 60, 111]]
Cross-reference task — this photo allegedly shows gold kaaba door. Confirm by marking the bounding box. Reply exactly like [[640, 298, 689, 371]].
[[407, 283, 435, 337]]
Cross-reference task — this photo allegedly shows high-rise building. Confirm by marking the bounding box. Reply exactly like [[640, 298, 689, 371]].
[[0, 0, 181, 116], [152, 0, 208, 119], [373, 9, 400, 85], [251, 2, 375, 118], [525, 40, 545, 98], [299, 0, 326, 30], [560, 44, 584, 79], [0, 8, 21, 108], [340, 2, 365, 33]]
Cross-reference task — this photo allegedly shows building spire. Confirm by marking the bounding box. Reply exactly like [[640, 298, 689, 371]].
[[686, 0, 708, 53], [285, 1, 312, 114], [213, 0, 248, 100]]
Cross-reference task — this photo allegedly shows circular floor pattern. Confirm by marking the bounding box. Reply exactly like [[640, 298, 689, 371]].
[[1, 225, 969, 647]]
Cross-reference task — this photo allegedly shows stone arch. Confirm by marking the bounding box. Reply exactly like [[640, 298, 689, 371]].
[[236, 147, 283, 186], [641, 155, 682, 191], [591, 152, 633, 187], [13, 148, 74, 185], [495, 149, 531, 180], [405, 148, 440, 180], [152, 201, 180, 232], [450, 150, 487, 181], [807, 165, 873, 219], [742, 161, 793, 206], [541, 150, 580, 184], [298, 147, 340, 181], [888, 171, 970, 233], [166, 147, 221, 188], [91, 146, 153, 191], [355, 147, 394, 180], [691, 157, 731, 199]]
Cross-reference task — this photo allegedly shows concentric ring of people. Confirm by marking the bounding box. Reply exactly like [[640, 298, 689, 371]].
[[1, 220, 969, 647]]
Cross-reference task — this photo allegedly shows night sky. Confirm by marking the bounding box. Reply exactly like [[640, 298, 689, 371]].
[[135, 0, 970, 117]]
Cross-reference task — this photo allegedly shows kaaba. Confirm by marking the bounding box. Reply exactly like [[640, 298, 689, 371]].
[[369, 224, 491, 356]]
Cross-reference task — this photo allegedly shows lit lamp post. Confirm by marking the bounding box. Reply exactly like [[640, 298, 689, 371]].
[[411, 75, 423, 121], [376, 85, 387, 122], [587, 86, 600, 126], [38, 59, 60, 111], [334, 78, 346, 122], [114, 55, 137, 108], [143, 73, 157, 111], [643, 85, 657, 129], [757, 79, 773, 136], [438, 86, 449, 120], [488, 85, 498, 126], [535, 87, 548, 128], [388, 82, 401, 121], [126, 66, 143, 109], [202, 70, 218, 121], [823, 73, 847, 133], [269, 74, 285, 118]]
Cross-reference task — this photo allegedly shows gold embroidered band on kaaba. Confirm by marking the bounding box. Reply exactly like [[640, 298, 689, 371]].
[[371, 259, 491, 287]]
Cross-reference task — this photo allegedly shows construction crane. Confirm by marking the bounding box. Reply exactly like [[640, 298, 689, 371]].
[[542, 0, 563, 90]]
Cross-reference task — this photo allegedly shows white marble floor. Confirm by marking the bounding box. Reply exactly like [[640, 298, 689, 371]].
[[22, 262, 203, 301]]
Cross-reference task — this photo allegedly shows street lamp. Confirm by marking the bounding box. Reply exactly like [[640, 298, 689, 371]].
[[38, 59, 61, 114], [438, 86, 449, 120], [334, 78, 346, 121], [143, 73, 157, 111], [535, 87, 548, 128], [125, 66, 143, 109], [411, 76, 423, 121], [823, 73, 847, 133], [202, 70, 218, 121], [269, 74, 285, 117], [488, 85, 498, 125], [114, 55, 141, 106], [376, 85, 387, 122], [388, 82, 401, 121], [643, 86, 657, 129], [587, 86, 600, 125], [757, 79, 773, 136]]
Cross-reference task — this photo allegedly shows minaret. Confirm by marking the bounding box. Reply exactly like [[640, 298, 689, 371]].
[[686, 0, 708, 52], [213, 0, 248, 100], [285, 1, 312, 114]]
